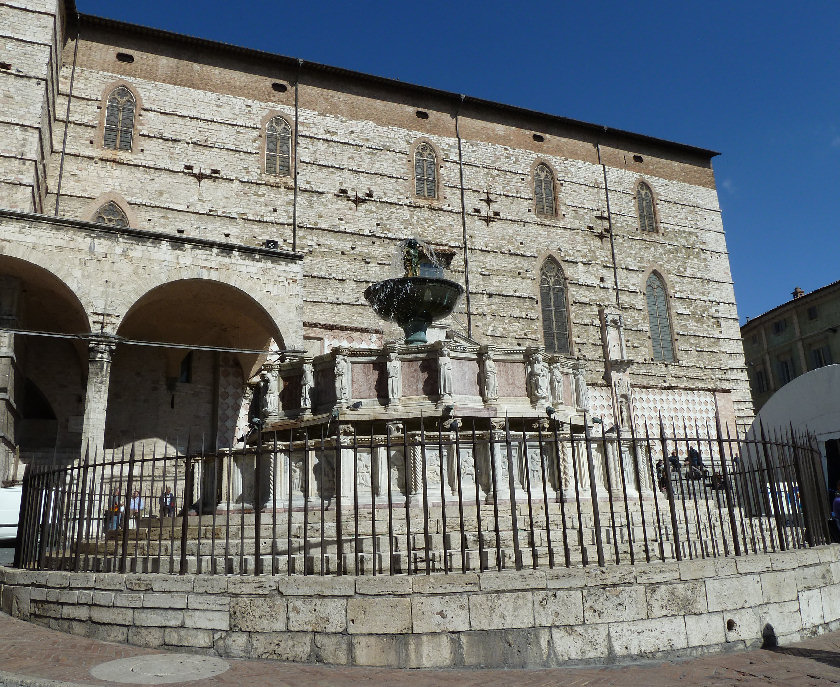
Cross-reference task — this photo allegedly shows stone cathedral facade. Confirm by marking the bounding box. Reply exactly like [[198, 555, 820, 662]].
[[0, 0, 752, 481]]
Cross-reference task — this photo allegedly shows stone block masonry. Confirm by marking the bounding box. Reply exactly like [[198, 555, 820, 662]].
[[2, 544, 840, 669]]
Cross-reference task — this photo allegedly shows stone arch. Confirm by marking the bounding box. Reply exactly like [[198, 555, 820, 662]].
[[409, 138, 442, 201], [531, 160, 558, 218], [0, 256, 92, 471], [538, 255, 573, 355], [0, 255, 91, 335], [635, 179, 661, 234], [642, 268, 677, 363], [83, 192, 139, 228], [97, 81, 143, 152], [105, 278, 287, 452]]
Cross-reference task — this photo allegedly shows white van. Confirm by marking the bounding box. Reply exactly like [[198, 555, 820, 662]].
[[0, 484, 22, 540]]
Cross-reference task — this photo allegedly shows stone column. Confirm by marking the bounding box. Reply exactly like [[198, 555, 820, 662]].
[[0, 277, 20, 481], [82, 334, 117, 458]]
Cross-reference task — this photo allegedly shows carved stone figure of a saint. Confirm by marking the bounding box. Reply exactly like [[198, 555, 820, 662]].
[[438, 346, 453, 399], [549, 363, 564, 406], [334, 355, 350, 403], [619, 397, 631, 429], [386, 351, 401, 404], [574, 364, 591, 412], [482, 350, 498, 401], [260, 369, 279, 419], [300, 362, 314, 410], [528, 353, 549, 403]]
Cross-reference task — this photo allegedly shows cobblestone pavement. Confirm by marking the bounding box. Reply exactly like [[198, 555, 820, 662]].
[[1, 612, 840, 686]]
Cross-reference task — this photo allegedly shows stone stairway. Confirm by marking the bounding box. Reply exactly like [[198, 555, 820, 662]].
[[64, 495, 795, 575]]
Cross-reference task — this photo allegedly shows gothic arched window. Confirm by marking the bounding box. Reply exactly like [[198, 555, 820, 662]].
[[540, 258, 570, 354], [645, 272, 674, 362], [93, 201, 129, 228], [103, 86, 136, 151], [414, 142, 437, 199], [265, 116, 292, 176], [637, 181, 657, 233], [534, 163, 556, 217]]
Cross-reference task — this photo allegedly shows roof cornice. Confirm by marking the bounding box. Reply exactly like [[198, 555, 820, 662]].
[[74, 13, 720, 160]]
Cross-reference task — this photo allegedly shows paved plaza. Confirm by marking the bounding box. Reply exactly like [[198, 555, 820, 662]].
[[1, 611, 840, 686]]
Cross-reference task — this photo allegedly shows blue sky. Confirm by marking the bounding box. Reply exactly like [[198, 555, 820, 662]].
[[75, 0, 840, 324]]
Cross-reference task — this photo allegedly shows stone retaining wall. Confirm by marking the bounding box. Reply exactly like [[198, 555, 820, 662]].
[[3, 546, 840, 668]]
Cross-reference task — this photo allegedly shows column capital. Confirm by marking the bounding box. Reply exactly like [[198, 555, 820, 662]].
[[85, 334, 118, 363]]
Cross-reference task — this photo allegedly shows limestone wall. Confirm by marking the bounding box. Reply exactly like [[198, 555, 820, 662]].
[[2, 545, 839, 668], [2, 8, 753, 426], [39, 22, 751, 422]]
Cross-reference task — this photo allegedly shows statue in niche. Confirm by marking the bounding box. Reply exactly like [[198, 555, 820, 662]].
[[528, 353, 549, 403], [386, 351, 401, 404], [438, 345, 453, 399], [300, 362, 314, 410], [334, 354, 350, 403], [482, 349, 498, 401], [260, 369, 279, 419], [574, 365, 591, 412], [549, 362, 564, 406], [603, 312, 626, 362], [402, 238, 421, 277], [290, 457, 302, 493], [618, 397, 632, 430]]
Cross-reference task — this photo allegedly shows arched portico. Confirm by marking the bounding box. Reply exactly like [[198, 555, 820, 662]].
[[0, 256, 91, 479], [103, 279, 287, 455], [0, 210, 304, 462]]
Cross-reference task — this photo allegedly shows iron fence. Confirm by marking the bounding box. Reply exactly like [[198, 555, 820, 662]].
[[13, 413, 832, 576]]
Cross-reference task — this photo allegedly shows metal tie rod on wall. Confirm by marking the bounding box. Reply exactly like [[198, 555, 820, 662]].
[[0, 327, 306, 356]]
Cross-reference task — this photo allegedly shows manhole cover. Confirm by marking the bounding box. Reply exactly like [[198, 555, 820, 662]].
[[90, 654, 230, 684]]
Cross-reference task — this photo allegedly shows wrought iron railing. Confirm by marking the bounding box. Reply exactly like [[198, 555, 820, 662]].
[[12, 414, 832, 575]]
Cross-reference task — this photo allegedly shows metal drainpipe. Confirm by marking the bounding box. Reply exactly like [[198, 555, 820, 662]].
[[596, 141, 621, 308], [292, 59, 303, 253], [54, 14, 79, 217], [455, 94, 472, 338]]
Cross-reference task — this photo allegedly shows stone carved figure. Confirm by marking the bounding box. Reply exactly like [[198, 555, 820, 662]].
[[604, 313, 626, 362], [481, 350, 498, 401], [438, 345, 453, 399], [300, 362, 314, 410], [528, 353, 549, 404], [618, 397, 632, 430], [386, 351, 401, 404], [574, 364, 591, 412], [549, 362, 564, 406], [259, 368, 279, 419], [334, 354, 350, 403]]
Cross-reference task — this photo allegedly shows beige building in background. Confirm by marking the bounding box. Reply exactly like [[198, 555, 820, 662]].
[[741, 281, 839, 412], [0, 0, 752, 481]]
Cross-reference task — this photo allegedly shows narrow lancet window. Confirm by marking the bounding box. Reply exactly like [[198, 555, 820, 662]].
[[103, 86, 136, 151], [265, 116, 292, 176], [414, 143, 437, 199], [534, 163, 556, 217], [646, 272, 674, 361], [637, 181, 657, 232], [540, 258, 570, 354], [93, 201, 129, 228]]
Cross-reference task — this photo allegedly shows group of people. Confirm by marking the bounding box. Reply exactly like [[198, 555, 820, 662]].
[[655, 447, 726, 495], [105, 486, 176, 531]]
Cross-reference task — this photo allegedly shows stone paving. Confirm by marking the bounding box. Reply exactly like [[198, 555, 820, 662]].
[[2, 612, 840, 686]]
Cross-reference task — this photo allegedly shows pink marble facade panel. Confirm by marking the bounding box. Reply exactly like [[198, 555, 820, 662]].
[[352, 361, 387, 401], [401, 358, 438, 398], [497, 361, 527, 398], [452, 358, 480, 397]]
